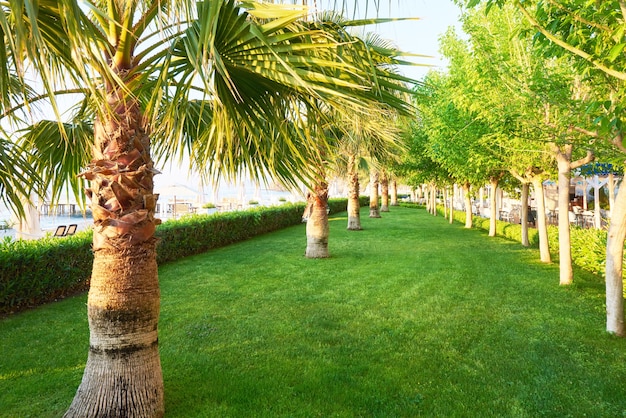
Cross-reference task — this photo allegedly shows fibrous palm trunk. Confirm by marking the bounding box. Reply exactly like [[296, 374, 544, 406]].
[[390, 180, 398, 206], [346, 154, 362, 230], [369, 171, 380, 218], [65, 89, 163, 417], [305, 182, 330, 258], [380, 171, 389, 212]]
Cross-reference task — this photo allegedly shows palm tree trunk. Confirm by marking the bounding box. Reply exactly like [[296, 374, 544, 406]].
[[369, 171, 381, 218], [346, 154, 362, 230], [66, 90, 163, 417], [532, 177, 551, 263], [306, 182, 330, 258], [380, 171, 389, 212], [390, 180, 398, 206]]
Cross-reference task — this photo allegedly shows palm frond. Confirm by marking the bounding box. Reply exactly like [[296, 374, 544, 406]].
[[18, 117, 93, 207], [0, 134, 41, 218]]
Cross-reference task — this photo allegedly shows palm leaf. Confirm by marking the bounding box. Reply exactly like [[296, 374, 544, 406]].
[[0, 135, 41, 219], [18, 117, 93, 208]]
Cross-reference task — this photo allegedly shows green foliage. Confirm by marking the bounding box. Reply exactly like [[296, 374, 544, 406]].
[[0, 200, 355, 314], [0, 231, 92, 315], [155, 204, 307, 264]]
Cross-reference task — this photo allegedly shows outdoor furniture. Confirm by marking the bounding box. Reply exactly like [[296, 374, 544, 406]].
[[53, 224, 78, 237], [582, 211, 595, 229], [53, 225, 67, 237]]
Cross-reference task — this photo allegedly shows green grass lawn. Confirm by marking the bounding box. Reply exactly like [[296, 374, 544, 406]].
[[1, 206, 625, 417]]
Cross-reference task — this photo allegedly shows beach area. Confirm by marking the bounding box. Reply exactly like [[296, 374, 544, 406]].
[[0, 183, 300, 242]]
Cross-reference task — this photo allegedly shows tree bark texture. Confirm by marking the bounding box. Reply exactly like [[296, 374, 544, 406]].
[[430, 183, 437, 216], [553, 145, 593, 285], [532, 177, 551, 263], [556, 154, 574, 285], [489, 177, 498, 237], [463, 182, 472, 229], [520, 182, 530, 247], [66, 88, 164, 417], [369, 171, 380, 218], [305, 183, 330, 258], [380, 171, 389, 212], [346, 154, 362, 230], [390, 180, 398, 206], [605, 173, 626, 336], [449, 186, 454, 224], [608, 172, 616, 219]]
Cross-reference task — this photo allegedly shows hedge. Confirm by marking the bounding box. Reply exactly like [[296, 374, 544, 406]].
[[0, 197, 365, 315]]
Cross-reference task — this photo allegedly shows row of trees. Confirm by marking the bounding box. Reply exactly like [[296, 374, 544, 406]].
[[397, 2, 626, 336], [1, 1, 414, 416]]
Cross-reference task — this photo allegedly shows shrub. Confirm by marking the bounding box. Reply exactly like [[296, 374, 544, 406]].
[[0, 198, 353, 314], [0, 231, 93, 314]]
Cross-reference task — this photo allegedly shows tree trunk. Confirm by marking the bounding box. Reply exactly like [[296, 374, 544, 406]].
[[346, 154, 362, 231], [532, 177, 551, 263], [390, 180, 398, 206], [380, 171, 389, 212], [305, 182, 330, 258], [608, 172, 616, 219], [520, 182, 530, 247], [369, 171, 381, 218], [489, 177, 498, 237], [605, 172, 626, 336], [443, 187, 448, 219], [593, 177, 602, 228], [463, 182, 472, 229], [66, 88, 164, 417], [556, 154, 574, 285], [430, 183, 437, 216], [553, 145, 594, 285], [449, 185, 454, 224]]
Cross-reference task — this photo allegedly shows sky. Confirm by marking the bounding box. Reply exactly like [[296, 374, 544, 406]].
[[333, 0, 465, 81]]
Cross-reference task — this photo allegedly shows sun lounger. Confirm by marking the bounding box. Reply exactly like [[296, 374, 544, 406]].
[[53, 225, 67, 237], [66, 224, 78, 236]]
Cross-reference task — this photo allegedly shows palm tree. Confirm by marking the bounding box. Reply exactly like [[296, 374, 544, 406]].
[[3, 1, 416, 415], [298, 17, 416, 257], [336, 105, 403, 231]]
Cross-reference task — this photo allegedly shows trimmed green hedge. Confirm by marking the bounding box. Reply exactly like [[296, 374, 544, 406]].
[[435, 206, 610, 276], [0, 233, 93, 314], [0, 198, 362, 315]]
